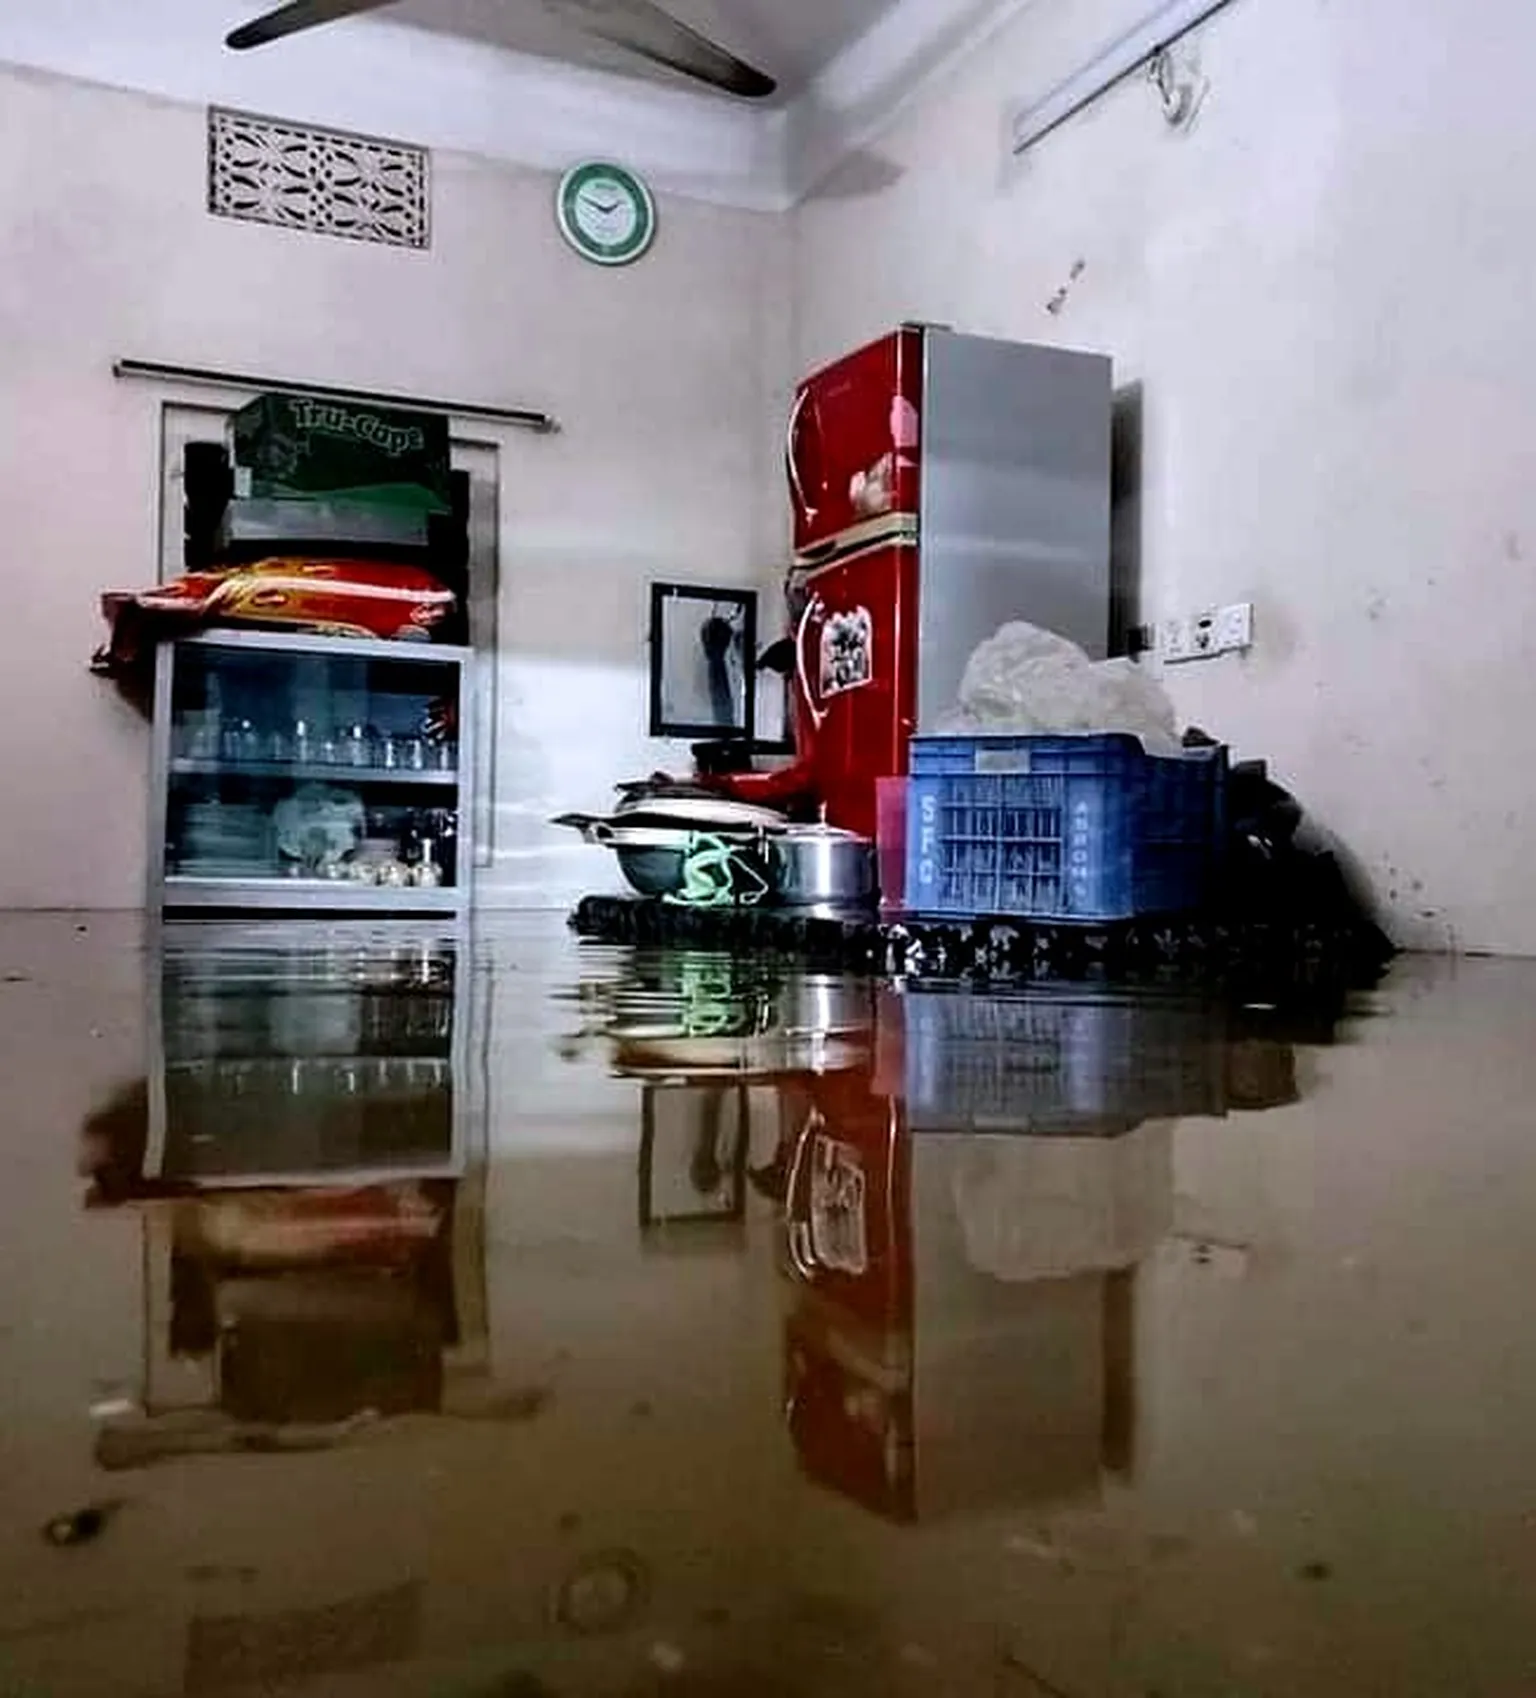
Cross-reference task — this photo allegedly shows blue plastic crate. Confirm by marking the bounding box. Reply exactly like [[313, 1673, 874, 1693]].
[[901, 987, 1227, 1135], [903, 733, 1226, 923]]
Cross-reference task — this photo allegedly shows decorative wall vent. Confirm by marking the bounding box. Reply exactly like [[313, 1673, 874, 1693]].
[[208, 107, 430, 249]]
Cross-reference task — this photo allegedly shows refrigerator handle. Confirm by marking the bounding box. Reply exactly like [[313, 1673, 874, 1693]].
[[784, 1111, 821, 1281], [785, 386, 817, 527], [795, 591, 828, 729]]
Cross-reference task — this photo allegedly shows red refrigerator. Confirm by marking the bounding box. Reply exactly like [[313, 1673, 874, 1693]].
[[727, 326, 1113, 841]]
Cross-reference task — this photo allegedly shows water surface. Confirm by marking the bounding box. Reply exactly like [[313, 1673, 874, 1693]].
[[2, 915, 1533, 1697]]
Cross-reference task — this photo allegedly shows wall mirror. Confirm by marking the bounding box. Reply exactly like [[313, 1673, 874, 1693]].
[[648, 583, 757, 741]]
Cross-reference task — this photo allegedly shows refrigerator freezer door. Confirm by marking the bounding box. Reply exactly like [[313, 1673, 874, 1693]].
[[782, 1071, 910, 1331], [916, 332, 1112, 727], [795, 540, 920, 840], [789, 328, 923, 558], [781, 1068, 916, 1522]]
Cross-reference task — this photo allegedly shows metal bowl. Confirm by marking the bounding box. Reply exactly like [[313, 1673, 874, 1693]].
[[614, 845, 687, 899]]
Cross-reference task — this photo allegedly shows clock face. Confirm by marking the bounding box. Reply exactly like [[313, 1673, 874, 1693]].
[[557, 162, 656, 267]]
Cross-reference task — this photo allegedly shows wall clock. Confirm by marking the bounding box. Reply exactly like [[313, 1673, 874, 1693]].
[[556, 161, 657, 267]]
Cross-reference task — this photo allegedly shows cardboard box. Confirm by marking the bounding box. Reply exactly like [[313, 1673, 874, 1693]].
[[231, 393, 451, 517]]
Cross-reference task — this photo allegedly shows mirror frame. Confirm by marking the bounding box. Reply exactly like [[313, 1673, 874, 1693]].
[[647, 581, 758, 741]]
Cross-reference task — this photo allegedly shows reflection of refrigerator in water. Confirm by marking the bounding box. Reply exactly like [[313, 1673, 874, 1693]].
[[778, 1047, 1170, 1524]]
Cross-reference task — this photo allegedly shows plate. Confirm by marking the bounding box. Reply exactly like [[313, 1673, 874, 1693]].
[[597, 825, 698, 850], [612, 794, 786, 830]]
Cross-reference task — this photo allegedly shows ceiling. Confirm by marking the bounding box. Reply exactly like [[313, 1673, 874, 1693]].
[[0, 0, 1022, 207], [384, 0, 898, 101]]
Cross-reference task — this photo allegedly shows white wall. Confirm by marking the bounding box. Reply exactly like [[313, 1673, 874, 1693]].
[[11, 0, 1536, 945], [793, 0, 1536, 955], [0, 63, 789, 909]]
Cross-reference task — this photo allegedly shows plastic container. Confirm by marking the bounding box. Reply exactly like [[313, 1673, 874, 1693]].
[[875, 777, 909, 912], [901, 987, 1227, 1135], [903, 733, 1225, 922]]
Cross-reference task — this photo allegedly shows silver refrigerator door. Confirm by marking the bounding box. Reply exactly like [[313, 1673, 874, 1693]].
[[917, 331, 1112, 728]]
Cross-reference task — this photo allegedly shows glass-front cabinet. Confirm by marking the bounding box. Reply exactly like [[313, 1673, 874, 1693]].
[[152, 630, 473, 913]]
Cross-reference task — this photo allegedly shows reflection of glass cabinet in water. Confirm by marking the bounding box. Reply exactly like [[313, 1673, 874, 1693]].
[[146, 921, 478, 1189], [113, 922, 493, 1450], [151, 629, 473, 914]]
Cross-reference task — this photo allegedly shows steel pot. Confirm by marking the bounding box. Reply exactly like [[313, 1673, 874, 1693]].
[[764, 825, 876, 914], [776, 973, 875, 1039]]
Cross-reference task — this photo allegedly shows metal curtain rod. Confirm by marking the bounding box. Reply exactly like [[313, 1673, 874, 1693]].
[[113, 358, 560, 434], [1010, 0, 1239, 156]]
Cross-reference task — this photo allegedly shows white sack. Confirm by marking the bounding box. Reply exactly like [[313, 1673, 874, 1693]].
[[939, 622, 1182, 755]]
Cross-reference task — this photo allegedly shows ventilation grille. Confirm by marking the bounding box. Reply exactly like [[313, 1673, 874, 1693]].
[[208, 107, 430, 249]]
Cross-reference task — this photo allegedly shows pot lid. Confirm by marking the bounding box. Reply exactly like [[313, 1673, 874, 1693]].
[[774, 822, 872, 845], [612, 793, 788, 830], [598, 825, 697, 849]]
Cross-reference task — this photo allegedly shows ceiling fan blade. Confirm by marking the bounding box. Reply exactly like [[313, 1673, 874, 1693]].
[[226, 0, 400, 51], [548, 0, 776, 98]]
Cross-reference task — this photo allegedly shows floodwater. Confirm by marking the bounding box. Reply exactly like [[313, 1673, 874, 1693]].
[[3, 913, 1536, 1697]]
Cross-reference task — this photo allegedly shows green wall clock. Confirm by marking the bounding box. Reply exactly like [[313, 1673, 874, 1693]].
[[556, 161, 657, 267]]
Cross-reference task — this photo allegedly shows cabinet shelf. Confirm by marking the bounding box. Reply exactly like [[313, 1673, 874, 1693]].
[[167, 1056, 451, 1087], [171, 758, 459, 788], [164, 875, 462, 912]]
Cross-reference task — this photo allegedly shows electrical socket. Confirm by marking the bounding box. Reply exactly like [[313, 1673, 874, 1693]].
[[1162, 602, 1253, 664], [1160, 617, 1194, 662], [1212, 601, 1254, 652]]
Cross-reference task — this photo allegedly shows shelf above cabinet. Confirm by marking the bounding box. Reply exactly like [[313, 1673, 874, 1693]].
[[170, 758, 459, 788], [176, 628, 470, 665]]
